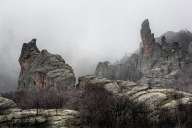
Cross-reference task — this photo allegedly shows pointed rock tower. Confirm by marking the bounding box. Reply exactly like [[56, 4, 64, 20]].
[[140, 19, 156, 57]]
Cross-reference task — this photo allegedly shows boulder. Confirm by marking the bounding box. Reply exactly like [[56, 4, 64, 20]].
[[0, 96, 16, 111]]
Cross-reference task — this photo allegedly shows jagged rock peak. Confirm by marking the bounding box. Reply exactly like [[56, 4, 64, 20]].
[[140, 19, 154, 41], [18, 39, 76, 90], [141, 19, 151, 34], [19, 39, 41, 75], [19, 39, 40, 62]]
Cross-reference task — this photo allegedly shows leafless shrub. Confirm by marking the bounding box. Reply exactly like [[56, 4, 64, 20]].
[[1, 88, 82, 111], [80, 85, 152, 128], [159, 104, 192, 128]]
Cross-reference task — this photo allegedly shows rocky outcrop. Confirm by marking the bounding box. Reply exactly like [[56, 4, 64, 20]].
[[95, 61, 114, 79], [78, 75, 192, 120], [95, 19, 192, 90], [140, 27, 192, 88], [0, 96, 80, 128], [95, 54, 142, 81], [0, 97, 17, 110], [18, 39, 76, 90], [95, 19, 160, 81]]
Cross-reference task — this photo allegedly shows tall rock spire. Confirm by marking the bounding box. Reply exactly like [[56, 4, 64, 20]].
[[140, 19, 155, 57]]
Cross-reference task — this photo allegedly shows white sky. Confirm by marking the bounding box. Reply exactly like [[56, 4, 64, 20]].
[[0, 0, 192, 91]]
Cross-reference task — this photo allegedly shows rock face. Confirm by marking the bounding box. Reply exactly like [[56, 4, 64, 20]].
[[78, 75, 192, 119], [95, 54, 142, 81], [18, 39, 76, 90], [139, 22, 192, 88], [95, 19, 192, 90], [0, 96, 80, 128]]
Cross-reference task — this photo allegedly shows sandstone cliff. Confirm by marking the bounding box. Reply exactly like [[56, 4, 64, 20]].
[[95, 19, 192, 90], [18, 39, 76, 90]]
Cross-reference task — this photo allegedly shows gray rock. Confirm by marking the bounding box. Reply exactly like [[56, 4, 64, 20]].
[[95, 54, 142, 81], [18, 39, 76, 91], [0, 97, 17, 110], [0, 97, 80, 128], [78, 75, 192, 119], [95, 19, 192, 91]]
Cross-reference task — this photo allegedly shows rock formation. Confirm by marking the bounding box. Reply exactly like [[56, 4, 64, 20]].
[[0, 96, 80, 128], [95, 19, 192, 90], [78, 75, 192, 120], [95, 54, 142, 81], [18, 39, 76, 90], [2, 75, 192, 127], [140, 19, 156, 57]]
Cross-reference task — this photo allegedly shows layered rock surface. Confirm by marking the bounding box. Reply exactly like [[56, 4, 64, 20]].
[[2, 75, 192, 127], [0, 96, 80, 128], [79, 75, 192, 108], [78, 75, 192, 119], [18, 39, 76, 90], [95, 19, 192, 90]]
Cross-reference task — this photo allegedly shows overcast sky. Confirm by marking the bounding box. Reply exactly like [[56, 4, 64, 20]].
[[1, 0, 192, 92]]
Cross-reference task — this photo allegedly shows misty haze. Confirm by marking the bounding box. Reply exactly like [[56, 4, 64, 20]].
[[1, 1, 192, 128], [1, 0, 192, 92]]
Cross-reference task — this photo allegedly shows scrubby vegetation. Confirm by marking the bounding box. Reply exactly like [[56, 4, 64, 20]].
[[159, 104, 192, 128], [2, 85, 192, 128], [80, 85, 152, 128], [1, 88, 82, 111]]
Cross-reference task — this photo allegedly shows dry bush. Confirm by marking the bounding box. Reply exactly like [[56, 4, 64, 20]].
[[1, 88, 82, 111], [80, 85, 152, 128], [159, 104, 192, 128]]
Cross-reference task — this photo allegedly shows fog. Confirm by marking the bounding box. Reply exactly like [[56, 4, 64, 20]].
[[0, 0, 192, 92]]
